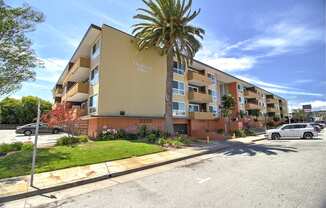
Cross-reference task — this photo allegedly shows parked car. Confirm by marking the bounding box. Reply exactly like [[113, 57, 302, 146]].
[[311, 123, 324, 130], [16, 123, 63, 136], [266, 123, 318, 140], [310, 123, 321, 132], [314, 121, 325, 128]]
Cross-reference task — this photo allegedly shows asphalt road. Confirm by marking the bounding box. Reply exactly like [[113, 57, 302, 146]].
[[27, 131, 326, 208], [0, 130, 66, 147]]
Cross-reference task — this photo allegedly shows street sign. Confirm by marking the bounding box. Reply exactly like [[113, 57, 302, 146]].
[[302, 104, 312, 113]]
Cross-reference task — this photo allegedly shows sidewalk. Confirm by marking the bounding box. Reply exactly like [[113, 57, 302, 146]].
[[0, 136, 264, 202]]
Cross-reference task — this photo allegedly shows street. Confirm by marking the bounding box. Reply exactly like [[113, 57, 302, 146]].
[[3, 132, 326, 208]]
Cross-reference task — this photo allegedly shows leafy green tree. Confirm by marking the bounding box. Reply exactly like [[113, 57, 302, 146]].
[[0, 96, 51, 124], [0, 0, 44, 95], [292, 109, 305, 122], [132, 0, 205, 135], [220, 94, 236, 135], [0, 97, 22, 124]]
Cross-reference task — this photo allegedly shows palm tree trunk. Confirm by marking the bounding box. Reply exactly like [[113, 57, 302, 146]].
[[224, 117, 228, 136], [164, 51, 175, 136]]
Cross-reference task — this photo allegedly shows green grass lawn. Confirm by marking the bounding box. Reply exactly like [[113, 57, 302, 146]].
[[0, 140, 164, 179]]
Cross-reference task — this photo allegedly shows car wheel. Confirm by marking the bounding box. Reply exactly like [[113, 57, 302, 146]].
[[271, 133, 281, 140], [24, 130, 32, 136], [53, 129, 59, 134], [303, 132, 313, 139]]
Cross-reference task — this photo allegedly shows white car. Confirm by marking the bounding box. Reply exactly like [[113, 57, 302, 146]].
[[266, 123, 319, 140]]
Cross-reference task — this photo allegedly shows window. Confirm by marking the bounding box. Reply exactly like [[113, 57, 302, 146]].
[[282, 125, 294, 130], [189, 104, 200, 112], [172, 81, 185, 96], [294, 124, 306, 129], [209, 105, 218, 117], [89, 95, 98, 113], [173, 102, 185, 116], [207, 73, 217, 84], [90, 66, 99, 85], [208, 89, 217, 101], [173, 62, 185, 75], [91, 40, 100, 58]]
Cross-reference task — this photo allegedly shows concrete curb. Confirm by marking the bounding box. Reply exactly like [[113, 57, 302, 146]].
[[0, 144, 231, 203]]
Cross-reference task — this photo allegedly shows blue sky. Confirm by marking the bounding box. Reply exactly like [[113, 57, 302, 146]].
[[6, 0, 326, 111]]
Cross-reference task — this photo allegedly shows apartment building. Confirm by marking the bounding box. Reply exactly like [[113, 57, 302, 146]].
[[52, 24, 288, 138]]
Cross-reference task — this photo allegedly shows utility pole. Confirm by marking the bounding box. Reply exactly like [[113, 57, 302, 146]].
[[30, 100, 41, 187]]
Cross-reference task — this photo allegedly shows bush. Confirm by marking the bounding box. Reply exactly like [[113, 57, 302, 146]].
[[244, 128, 255, 136], [77, 135, 89, 143], [56, 136, 88, 146], [137, 125, 149, 138], [146, 133, 158, 144], [233, 129, 246, 138], [125, 133, 138, 140], [22, 143, 33, 151], [115, 129, 126, 139], [0, 142, 23, 153], [217, 129, 225, 134], [98, 129, 117, 140], [157, 136, 190, 148]]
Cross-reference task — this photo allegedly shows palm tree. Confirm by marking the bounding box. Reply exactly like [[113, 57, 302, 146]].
[[132, 0, 205, 135], [220, 94, 236, 136]]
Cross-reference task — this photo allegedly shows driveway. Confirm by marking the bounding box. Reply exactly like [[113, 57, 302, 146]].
[[0, 130, 67, 147]]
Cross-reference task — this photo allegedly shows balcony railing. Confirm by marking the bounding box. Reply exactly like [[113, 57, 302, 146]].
[[244, 90, 259, 99], [188, 91, 212, 103], [54, 88, 63, 97], [63, 57, 90, 84], [267, 107, 280, 113], [63, 82, 89, 102], [187, 71, 212, 86], [266, 98, 279, 104], [189, 112, 215, 120], [245, 103, 260, 110]]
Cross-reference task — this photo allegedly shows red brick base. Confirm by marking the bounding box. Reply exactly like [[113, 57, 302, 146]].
[[86, 116, 243, 140]]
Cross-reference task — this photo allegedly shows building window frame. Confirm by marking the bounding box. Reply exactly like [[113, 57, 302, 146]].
[[172, 101, 186, 117], [188, 103, 200, 112], [172, 80, 185, 96], [89, 94, 98, 114], [90, 66, 99, 86], [173, 62, 185, 75], [91, 40, 100, 59]]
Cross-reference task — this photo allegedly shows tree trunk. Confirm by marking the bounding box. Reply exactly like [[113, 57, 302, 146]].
[[224, 116, 228, 136], [164, 51, 175, 136]]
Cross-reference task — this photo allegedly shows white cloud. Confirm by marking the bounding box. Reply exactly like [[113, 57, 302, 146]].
[[37, 57, 68, 83], [289, 100, 326, 111], [199, 56, 256, 72], [293, 79, 314, 84], [44, 24, 80, 48], [236, 22, 323, 57], [235, 75, 323, 97]]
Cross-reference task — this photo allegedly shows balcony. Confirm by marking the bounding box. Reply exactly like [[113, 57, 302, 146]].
[[267, 107, 280, 113], [245, 103, 260, 110], [54, 88, 63, 97], [244, 90, 259, 99], [63, 82, 89, 102], [188, 91, 212, 103], [187, 71, 212, 86], [63, 57, 90, 84], [189, 112, 214, 120], [266, 98, 278, 104]]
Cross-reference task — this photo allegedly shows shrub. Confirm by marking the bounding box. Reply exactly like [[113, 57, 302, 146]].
[[150, 128, 162, 138], [77, 135, 89, 143], [137, 125, 149, 138], [146, 133, 158, 144], [233, 129, 246, 138], [125, 133, 138, 140], [98, 128, 117, 140], [244, 128, 255, 136], [115, 129, 126, 139], [157, 136, 190, 148], [0, 142, 23, 153], [56, 136, 88, 146], [22, 143, 33, 151], [217, 129, 225, 134]]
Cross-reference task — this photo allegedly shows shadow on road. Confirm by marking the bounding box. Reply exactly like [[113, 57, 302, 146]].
[[221, 142, 297, 156]]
